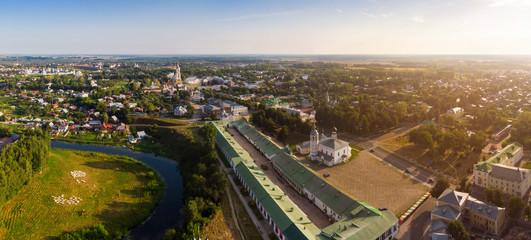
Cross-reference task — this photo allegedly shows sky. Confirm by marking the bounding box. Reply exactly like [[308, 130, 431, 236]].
[[0, 0, 530, 55]]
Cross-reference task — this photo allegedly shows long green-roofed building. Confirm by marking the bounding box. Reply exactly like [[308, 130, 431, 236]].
[[212, 120, 399, 240]]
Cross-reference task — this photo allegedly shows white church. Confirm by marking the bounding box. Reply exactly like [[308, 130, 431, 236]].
[[297, 123, 352, 166]]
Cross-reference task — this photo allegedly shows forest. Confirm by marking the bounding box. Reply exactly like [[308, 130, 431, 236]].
[[0, 129, 50, 204]]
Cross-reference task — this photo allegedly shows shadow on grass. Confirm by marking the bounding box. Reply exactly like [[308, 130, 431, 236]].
[[53, 201, 156, 240]]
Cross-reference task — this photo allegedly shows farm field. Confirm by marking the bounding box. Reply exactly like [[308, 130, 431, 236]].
[[303, 150, 429, 217], [0, 148, 163, 239]]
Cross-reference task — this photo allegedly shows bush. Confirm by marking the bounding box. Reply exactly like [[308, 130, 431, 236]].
[[261, 164, 269, 171]]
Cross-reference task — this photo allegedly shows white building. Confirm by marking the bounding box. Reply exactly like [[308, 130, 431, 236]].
[[473, 143, 530, 198], [185, 76, 201, 85], [174, 105, 188, 117], [447, 107, 464, 116], [309, 124, 352, 166], [190, 90, 204, 102]]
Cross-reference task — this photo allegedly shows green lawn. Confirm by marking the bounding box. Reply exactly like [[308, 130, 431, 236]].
[[523, 160, 531, 170], [0, 149, 163, 239]]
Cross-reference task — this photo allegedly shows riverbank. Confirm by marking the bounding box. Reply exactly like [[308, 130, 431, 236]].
[[0, 148, 164, 239]]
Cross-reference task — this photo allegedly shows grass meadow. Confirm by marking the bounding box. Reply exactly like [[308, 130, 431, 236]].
[[0, 148, 163, 239]]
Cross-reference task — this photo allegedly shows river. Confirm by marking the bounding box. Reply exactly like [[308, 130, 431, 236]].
[[51, 141, 183, 240]]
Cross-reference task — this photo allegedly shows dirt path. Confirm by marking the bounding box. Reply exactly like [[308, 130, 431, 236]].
[[225, 186, 245, 240]]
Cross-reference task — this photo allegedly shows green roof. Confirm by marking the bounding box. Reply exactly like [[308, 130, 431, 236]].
[[212, 120, 320, 239], [474, 142, 522, 173], [319, 209, 397, 240]]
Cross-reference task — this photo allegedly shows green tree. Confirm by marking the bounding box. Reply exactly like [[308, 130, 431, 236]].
[[511, 111, 531, 148], [456, 177, 471, 193], [507, 196, 525, 219], [447, 220, 470, 240], [469, 131, 488, 151], [484, 188, 504, 207], [277, 126, 289, 142], [524, 205, 531, 221], [0, 126, 12, 138], [101, 112, 109, 124], [430, 178, 449, 198]]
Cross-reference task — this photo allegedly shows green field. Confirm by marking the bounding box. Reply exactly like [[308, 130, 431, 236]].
[[0, 148, 163, 239]]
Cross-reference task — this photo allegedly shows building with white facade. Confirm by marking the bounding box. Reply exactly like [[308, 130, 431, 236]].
[[473, 142, 531, 198], [309, 124, 352, 167], [174, 105, 188, 117]]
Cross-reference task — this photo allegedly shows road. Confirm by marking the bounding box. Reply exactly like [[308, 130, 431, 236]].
[[395, 198, 435, 240], [368, 146, 437, 184]]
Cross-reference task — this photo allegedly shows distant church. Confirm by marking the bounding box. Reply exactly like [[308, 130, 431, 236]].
[[174, 63, 182, 86], [296, 123, 352, 166]]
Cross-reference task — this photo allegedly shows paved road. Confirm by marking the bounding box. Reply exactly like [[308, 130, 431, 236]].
[[368, 146, 437, 184], [395, 198, 435, 240]]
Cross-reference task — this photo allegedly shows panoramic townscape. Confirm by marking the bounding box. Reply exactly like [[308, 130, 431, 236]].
[[1, 0, 531, 240]]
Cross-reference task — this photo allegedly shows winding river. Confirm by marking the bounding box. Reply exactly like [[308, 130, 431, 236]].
[[51, 141, 184, 240]]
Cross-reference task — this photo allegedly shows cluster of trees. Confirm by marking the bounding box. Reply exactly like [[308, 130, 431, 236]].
[[60, 224, 122, 240], [447, 220, 470, 240], [408, 124, 488, 156], [0, 129, 50, 204], [511, 111, 531, 148], [251, 106, 313, 141], [429, 178, 450, 198], [469, 108, 509, 133], [484, 188, 528, 219], [152, 124, 228, 239], [484, 188, 504, 207]]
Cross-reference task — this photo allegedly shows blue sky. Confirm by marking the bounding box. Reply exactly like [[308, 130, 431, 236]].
[[1, 0, 530, 54]]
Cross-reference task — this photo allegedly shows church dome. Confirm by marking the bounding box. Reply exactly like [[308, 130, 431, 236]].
[[310, 122, 318, 136], [311, 128, 318, 136]]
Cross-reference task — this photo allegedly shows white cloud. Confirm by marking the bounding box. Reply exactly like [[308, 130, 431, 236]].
[[361, 11, 378, 18], [411, 16, 425, 23], [380, 13, 393, 18], [221, 10, 299, 21], [335, 8, 343, 13]]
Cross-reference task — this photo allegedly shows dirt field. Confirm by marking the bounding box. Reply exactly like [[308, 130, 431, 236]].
[[228, 128, 332, 229], [302, 150, 429, 217]]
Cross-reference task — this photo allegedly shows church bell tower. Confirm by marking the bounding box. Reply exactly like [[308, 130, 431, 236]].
[[310, 122, 319, 160]]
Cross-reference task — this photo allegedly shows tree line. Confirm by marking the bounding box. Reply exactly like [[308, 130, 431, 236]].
[[147, 124, 228, 239], [251, 105, 313, 142], [0, 129, 50, 204]]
